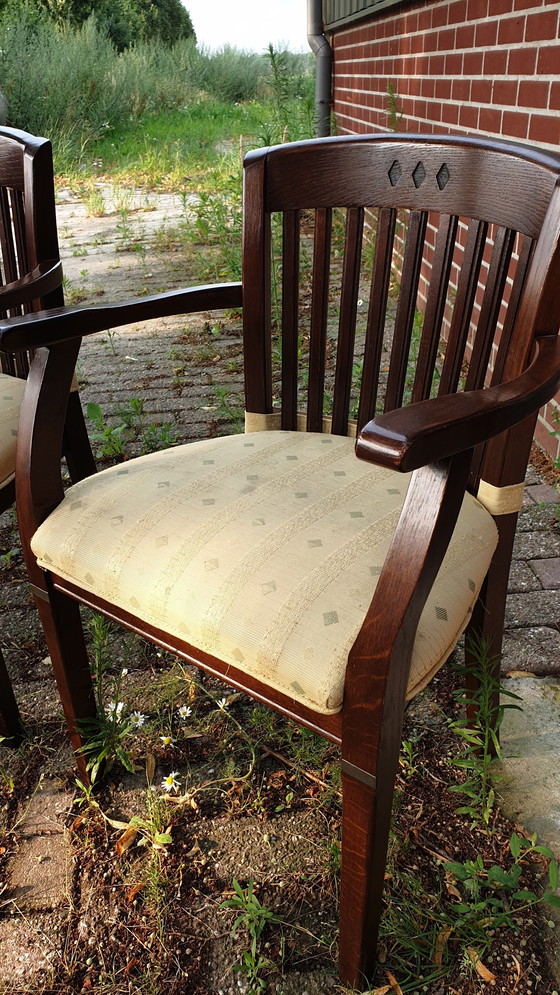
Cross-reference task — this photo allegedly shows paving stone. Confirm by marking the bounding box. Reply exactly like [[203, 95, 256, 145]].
[[512, 530, 560, 560], [516, 503, 560, 532], [529, 557, 560, 590], [501, 626, 560, 676], [16, 781, 70, 838], [8, 835, 71, 911], [507, 560, 542, 593], [7, 780, 72, 912], [0, 917, 59, 987], [525, 482, 560, 505], [505, 589, 560, 627], [499, 676, 560, 858]]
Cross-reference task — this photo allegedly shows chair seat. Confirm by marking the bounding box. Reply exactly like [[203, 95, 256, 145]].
[[0, 372, 25, 488], [30, 431, 498, 713]]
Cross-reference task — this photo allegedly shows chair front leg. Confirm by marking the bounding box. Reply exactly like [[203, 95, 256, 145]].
[[339, 750, 398, 989]]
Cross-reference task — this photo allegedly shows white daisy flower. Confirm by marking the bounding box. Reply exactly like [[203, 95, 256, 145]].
[[161, 771, 180, 793], [105, 701, 125, 719], [159, 733, 175, 748], [177, 705, 192, 721], [130, 711, 146, 728], [216, 697, 228, 710]]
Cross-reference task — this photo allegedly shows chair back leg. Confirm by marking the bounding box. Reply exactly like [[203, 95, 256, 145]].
[[0, 646, 23, 743], [32, 585, 97, 779]]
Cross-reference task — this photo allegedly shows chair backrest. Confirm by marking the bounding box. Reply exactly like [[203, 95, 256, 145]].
[[0, 126, 63, 378], [242, 134, 560, 493]]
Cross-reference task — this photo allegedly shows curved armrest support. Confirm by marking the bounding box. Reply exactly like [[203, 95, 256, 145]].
[[0, 260, 62, 311], [0, 282, 242, 352], [356, 335, 560, 472]]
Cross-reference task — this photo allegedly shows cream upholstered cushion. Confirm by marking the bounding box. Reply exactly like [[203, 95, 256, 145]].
[[0, 372, 25, 489], [31, 431, 498, 714]]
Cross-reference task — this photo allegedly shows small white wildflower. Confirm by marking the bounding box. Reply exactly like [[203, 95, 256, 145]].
[[357, 298, 364, 306], [129, 711, 146, 729], [177, 705, 192, 721], [216, 697, 228, 710], [105, 701, 125, 719], [121, 668, 129, 676], [161, 771, 180, 793], [159, 733, 175, 748]]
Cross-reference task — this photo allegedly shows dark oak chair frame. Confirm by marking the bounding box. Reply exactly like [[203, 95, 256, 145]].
[[0, 126, 95, 742], [2, 134, 560, 988]]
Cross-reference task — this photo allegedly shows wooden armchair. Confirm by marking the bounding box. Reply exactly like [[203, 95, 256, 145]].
[[0, 126, 95, 742], [2, 133, 560, 988]]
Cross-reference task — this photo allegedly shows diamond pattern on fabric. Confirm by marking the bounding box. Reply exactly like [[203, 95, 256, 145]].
[[31, 431, 498, 714]]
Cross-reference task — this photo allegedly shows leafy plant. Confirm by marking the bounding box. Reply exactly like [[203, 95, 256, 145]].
[[444, 831, 560, 935], [449, 635, 522, 825], [86, 401, 127, 460], [141, 421, 178, 453], [87, 397, 179, 458], [0, 549, 17, 570], [78, 613, 137, 782], [221, 878, 279, 993], [213, 385, 244, 432]]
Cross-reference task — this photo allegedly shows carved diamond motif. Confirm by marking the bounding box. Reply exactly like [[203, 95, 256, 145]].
[[412, 161, 426, 188], [436, 163, 450, 190], [388, 159, 402, 186]]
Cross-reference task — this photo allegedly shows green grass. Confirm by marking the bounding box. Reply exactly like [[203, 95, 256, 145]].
[[66, 100, 265, 189]]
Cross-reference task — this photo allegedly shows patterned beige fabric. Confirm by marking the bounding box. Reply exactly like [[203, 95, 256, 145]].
[[31, 431, 498, 714], [0, 373, 25, 489]]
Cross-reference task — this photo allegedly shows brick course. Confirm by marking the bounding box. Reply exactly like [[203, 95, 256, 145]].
[[330, 0, 560, 459]]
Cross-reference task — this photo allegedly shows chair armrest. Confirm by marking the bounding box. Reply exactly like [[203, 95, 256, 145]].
[[0, 282, 242, 352], [357, 334, 560, 472], [0, 260, 62, 311]]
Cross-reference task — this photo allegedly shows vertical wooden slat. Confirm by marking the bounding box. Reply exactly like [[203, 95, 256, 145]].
[[307, 207, 332, 432], [0, 187, 18, 286], [357, 207, 396, 430], [490, 234, 534, 386], [242, 151, 273, 416], [465, 226, 516, 391], [281, 210, 300, 430], [384, 209, 428, 411], [412, 214, 459, 403], [11, 189, 27, 280], [332, 207, 364, 435], [438, 218, 488, 396], [468, 233, 535, 491]]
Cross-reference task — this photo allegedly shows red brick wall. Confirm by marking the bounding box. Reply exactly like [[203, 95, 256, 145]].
[[330, 0, 560, 461]]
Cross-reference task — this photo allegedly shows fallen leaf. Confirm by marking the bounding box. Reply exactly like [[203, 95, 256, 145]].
[[511, 952, 522, 991], [433, 927, 453, 966], [371, 987, 391, 994], [127, 882, 145, 903], [145, 754, 156, 785], [466, 946, 496, 981], [116, 826, 138, 855], [125, 957, 138, 976], [386, 970, 404, 994], [444, 870, 462, 900]]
